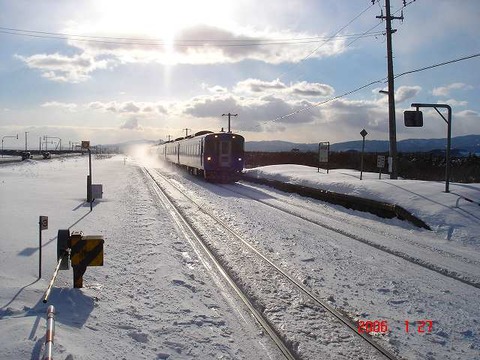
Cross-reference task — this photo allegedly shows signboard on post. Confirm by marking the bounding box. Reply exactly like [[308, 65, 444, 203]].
[[377, 156, 385, 169], [39, 215, 48, 279], [92, 184, 103, 199], [360, 129, 368, 180], [81, 141, 90, 149], [318, 141, 330, 173], [40, 216, 48, 230], [377, 156, 386, 179]]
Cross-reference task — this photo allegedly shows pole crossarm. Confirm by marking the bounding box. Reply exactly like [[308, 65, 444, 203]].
[[222, 113, 237, 133]]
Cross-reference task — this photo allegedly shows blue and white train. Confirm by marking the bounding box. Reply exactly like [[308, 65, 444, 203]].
[[156, 130, 245, 182]]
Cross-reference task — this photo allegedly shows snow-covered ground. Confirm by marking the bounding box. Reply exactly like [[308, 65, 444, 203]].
[[245, 165, 480, 249], [1, 154, 479, 359], [0, 155, 281, 359]]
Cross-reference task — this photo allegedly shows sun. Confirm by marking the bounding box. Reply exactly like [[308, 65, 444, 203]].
[[92, 0, 236, 43]]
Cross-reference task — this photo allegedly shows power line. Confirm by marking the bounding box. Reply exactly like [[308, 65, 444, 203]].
[[0, 26, 384, 47], [278, 1, 380, 80], [267, 52, 480, 124], [394, 53, 480, 79]]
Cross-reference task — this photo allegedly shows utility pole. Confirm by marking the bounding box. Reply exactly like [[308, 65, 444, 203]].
[[25, 132, 29, 151], [376, 0, 404, 179], [183, 128, 191, 137], [222, 113, 237, 133]]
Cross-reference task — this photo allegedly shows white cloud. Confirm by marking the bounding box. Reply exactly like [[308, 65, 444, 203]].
[[432, 83, 473, 97], [41, 101, 78, 112], [234, 78, 287, 93], [395, 86, 422, 103], [291, 81, 334, 97], [120, 118, 143, 130], [86, 101, 167, 115], [75, 24, 345, 65], [16, 53, 113, 83], [17, 25, 347, 83], [442, 99, 468, 107], [207, 85, 228, 94], [234, 78, 334, 97]]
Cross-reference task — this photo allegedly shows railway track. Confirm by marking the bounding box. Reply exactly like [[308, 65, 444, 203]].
[[142, 167, 296, 360], [143, 167, 401, 360], [217, 181, 480, 290]]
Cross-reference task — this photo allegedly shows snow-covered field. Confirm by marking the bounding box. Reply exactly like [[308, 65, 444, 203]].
[[1, 153, 479, 359]]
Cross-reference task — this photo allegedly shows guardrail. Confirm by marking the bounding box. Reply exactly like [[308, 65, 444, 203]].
[[42, 305, 55, 360]]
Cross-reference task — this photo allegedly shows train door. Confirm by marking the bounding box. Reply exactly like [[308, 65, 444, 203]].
[[219, 140, 232, 167]]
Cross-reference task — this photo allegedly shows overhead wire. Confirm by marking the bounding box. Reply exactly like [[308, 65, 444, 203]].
[[277, 0, 381, 80], [267, 52, 480, 125], [0, 26, 384, 47], [267, 0, 423, 124]]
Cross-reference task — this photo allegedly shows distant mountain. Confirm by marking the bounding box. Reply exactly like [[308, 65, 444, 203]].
[[245, 141, 317, 152], [245, 135, 480, 154], [100, 139, 159, 151]]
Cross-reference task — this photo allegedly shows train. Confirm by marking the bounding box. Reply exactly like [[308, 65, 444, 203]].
[[155, 130, 245, 182]]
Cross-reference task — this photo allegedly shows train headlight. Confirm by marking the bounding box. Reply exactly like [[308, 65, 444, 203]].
[[207, 156, 212, 161], [238, 158, 242, 161]]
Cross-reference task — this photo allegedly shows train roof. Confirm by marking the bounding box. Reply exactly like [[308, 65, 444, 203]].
[[160, 130, 243, 145], [194, 130, 213, 136]]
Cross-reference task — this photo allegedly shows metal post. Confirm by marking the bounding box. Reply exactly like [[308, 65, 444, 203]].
[[88, 148, 93, 210], [410, 103, 452, 192], [360, 137, 365, 180], [39, 220, 42, 279], [42, 305, 55, 360], [446, 108, 452, 193], [360, 129, 368, 180]]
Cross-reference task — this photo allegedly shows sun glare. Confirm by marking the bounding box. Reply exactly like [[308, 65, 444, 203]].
[[93, 0, 235, 44]]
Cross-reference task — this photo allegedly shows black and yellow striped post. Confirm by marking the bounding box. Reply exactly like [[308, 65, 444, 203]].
[[70, 232, 104, 288]]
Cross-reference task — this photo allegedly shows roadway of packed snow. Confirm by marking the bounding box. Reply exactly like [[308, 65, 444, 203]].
[[1, 152, 479, 359]]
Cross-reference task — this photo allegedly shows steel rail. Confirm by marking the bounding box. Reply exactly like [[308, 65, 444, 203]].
[[142, 167, 297, 360], [221, 182, 480, 290], [150, 168, 401, 360]]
